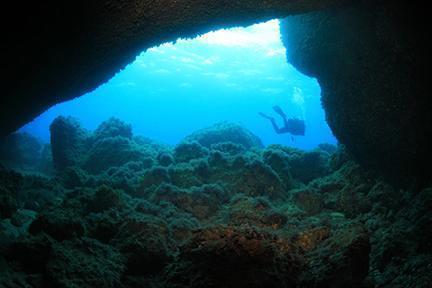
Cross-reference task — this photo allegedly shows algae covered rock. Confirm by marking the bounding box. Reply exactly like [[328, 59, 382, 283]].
[[226, 195, 287, 229], [2, 116, 429, 287], [112, 214, 171, 276], [210, 141, 246, 156], [29, 204, 86, 241], [173, 224, 301, 288], [60, 166, 90, 189], [263, 146, 294, 189], [168, 163, 203, 188], [83, 136, 148, 174], [46, 237, 125, 288], [183, 122, 263, 149], [0, 169, 22, 219], [86, 185, 125, 213], [299, 225, 370, 287], [233, 159, 287, 199], [93, 117, 132, 140], [173, 141, 209, 163], [157, 151, 174, 166], [265, 145, 330, 184], [138, 166, 171, 195], [6, 233, 55, 275], [151, 183, 222, 220], [50, 116, 89, 172]]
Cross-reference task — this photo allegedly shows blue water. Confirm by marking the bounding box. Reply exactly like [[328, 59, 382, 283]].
[[20, 20, 336, 150]]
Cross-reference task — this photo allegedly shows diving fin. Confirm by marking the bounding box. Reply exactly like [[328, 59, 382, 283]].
[[259, 112, 273, 120], [272, 105, 286, 117]]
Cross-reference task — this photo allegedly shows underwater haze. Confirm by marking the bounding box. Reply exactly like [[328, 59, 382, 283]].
[[20, 20, 336, 150]]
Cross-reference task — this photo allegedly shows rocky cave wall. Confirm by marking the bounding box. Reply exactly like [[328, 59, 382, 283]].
[[1, 0, 347, 136], [280, 1, 430, 185]]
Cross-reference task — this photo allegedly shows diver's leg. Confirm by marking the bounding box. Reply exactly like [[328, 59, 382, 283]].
[[273, 105, 287, 118], [270, 118, 285, 134], [258, 112, 283, 134], [258, 112, 272, 120], [273, 105, 290, 128]]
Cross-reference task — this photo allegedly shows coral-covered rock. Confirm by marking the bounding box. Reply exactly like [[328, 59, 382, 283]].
[[183, 122, 263, 150], [50, 116, 89, 172]]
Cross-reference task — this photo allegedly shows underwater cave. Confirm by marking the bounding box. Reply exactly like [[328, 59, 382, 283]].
[[0, 1, 430, 287]]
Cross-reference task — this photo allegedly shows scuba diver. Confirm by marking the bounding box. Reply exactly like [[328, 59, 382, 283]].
[[259, 105, 305, 137]]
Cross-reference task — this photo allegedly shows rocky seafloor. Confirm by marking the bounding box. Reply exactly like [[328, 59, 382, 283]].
[[0, 117, 431, 288]]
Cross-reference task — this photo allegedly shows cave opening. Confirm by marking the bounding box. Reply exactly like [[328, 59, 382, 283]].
[[1, 2, 430, 287], [19, 19, 336, 151]]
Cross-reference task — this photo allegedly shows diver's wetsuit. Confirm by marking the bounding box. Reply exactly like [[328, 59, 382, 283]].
[[259, 106, 305, 136]]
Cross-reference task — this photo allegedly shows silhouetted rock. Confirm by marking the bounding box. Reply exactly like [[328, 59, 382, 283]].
[[50, 116, 89, 172]]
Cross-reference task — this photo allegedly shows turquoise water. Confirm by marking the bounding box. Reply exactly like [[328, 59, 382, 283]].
[[20, 20, 336, 150]]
